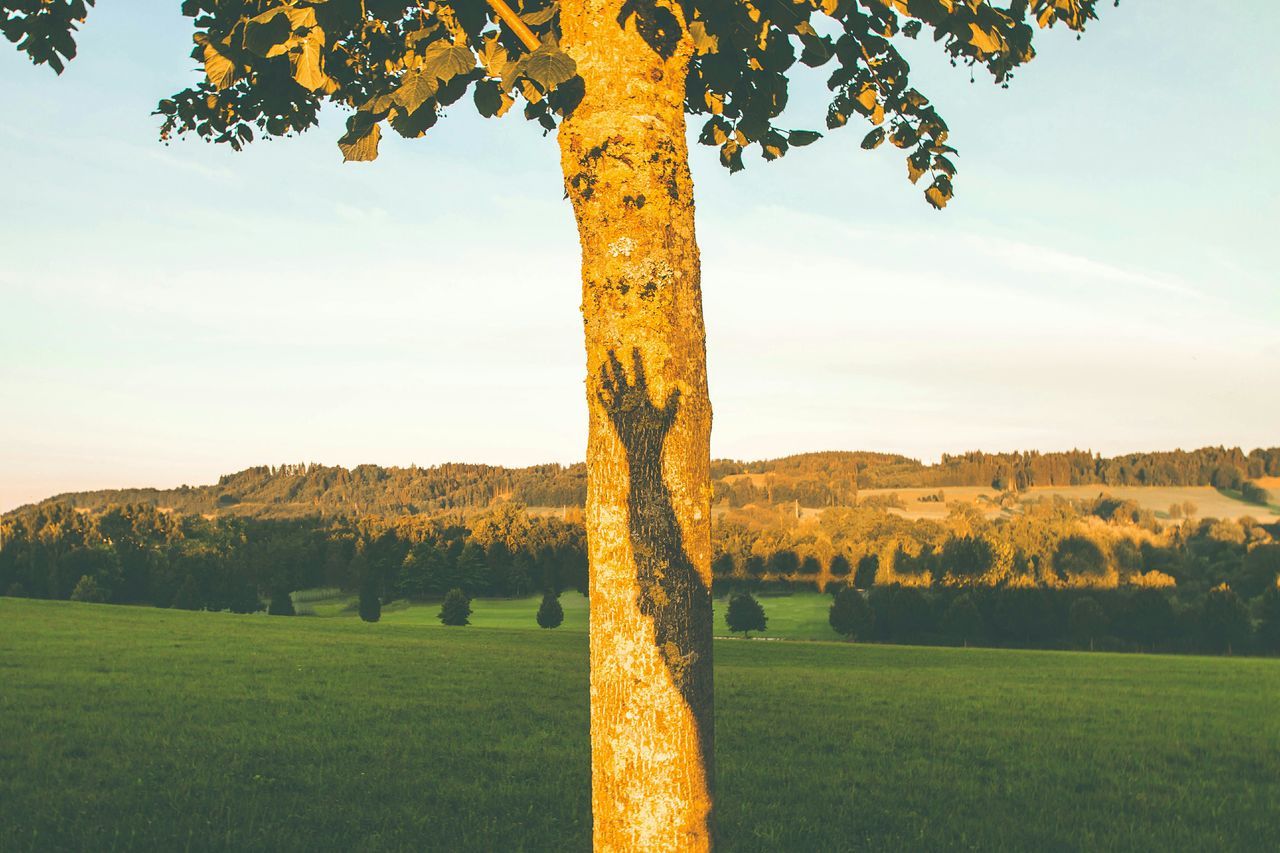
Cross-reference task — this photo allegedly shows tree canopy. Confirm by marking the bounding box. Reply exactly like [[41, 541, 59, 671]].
[[6, 0, 1109, 206]]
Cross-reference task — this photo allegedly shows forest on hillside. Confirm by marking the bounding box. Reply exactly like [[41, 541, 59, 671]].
[[12, 446, 1280, 520], [4, 490, 1279, 655]]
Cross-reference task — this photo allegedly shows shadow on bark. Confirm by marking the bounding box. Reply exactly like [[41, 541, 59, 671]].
[[617, 0, 685, 60], [597, 348, 714, 778]]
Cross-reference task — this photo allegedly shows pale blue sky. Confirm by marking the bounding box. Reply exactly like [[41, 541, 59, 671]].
[[1, 2, 1277, 512]]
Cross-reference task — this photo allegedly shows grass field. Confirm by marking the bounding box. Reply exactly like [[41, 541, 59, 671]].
[[308, 591, 833, 641], [2, 599, 1278, 851]]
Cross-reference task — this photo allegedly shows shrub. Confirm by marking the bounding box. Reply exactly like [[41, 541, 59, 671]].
[[536, 592, 564, 629], [828, 554, 851, 577], [439, 588, 472, 626], [1240, 481, 1272, 506], [829, 586, 874, 641], [70, 575, 107, 604], [725, 593, 767, 637]]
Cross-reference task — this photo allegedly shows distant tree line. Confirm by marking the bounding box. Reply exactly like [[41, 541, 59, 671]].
[[15, 446, 1278, 520], [816, 583, 1278, 656], [712, 447, 1280, 508]]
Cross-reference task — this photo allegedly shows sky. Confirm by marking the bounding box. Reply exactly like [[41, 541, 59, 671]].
[[1, 2, 1277, 512]]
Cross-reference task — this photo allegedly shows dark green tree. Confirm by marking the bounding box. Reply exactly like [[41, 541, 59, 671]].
[[710, 553, 736, 578], [829, 585, 874, 642], [439, 588, 471, 626], [1068, 596, 1108, 650], [853, 555, 879, 590], [536, 591, 564, 629], [455, 542, 491, 597], [829, 554, 851, 577], [941, 593, 984, 647], [267, 588, 296, 616], [69, 574, 107, 603], [724, 593, 767, 638], [1239, 545, 1280, 600], [171, 575, 203, 611], [1052, 535, 1108, 582], [359, 573, 382, 623], [1258, 586, 1280, 654], [1199, 586, 1250, 655], [1118, 589, 1175, 651]]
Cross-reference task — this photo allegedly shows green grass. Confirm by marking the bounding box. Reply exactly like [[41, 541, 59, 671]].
[[307, 591, 831, 640], [2, 598, 1278, 851]]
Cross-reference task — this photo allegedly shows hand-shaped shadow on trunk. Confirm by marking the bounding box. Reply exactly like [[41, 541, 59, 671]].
[[597, 348, 713, 771]]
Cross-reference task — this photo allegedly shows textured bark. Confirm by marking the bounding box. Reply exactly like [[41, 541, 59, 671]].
[[557, 3, 714, 850]]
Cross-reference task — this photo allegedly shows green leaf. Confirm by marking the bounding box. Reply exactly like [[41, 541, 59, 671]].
[[244, 11, 291, 58], [201, 42, 237, 90], [521, 44, 576, 89], [338, 116, 380, 162], [393, 71, 439, 114], [860, 127, 885, 150], [420, 42, 475, 83], [473, 79, 504, 118], [925, 175, 953, 210], [787, 130, 821, 147], [520, 4, 558, 26]]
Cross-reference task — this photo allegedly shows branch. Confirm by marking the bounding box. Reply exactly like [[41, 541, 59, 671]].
[[484, 0, 540, 51]]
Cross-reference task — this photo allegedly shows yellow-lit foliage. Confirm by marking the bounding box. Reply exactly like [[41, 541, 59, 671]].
[[1129, 570, 1177, 590]]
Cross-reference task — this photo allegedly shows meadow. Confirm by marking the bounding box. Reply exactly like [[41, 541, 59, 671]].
[[308, 590, 832, 641], [1, 598, 1277, 851]]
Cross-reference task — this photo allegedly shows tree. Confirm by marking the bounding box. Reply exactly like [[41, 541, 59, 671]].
[[70, 574, 107, 604], [439, 588, 472, 626], [1258, 586, 1280, 655], [1118, 589, 1175, 651], [1052, 535, 1109, 583], [1199, 585, 1250, 655], [941, 594, 984, 647], [828, 554, 851, 577], [829, 585, 874, 641], [1239, 544, 1280, 600], [1068, 596, 1107, 651], [724, 593, 766, 638], [536, 591, 565, 629], [8, 2, 1109, 844], [171, 575, 203, 611], [267, 588, 295, 616], [359, 573, 382, 623], [1240, 481, 1271, 506]]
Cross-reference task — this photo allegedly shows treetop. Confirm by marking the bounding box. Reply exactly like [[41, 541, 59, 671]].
[[4, 0, 1108, 206]]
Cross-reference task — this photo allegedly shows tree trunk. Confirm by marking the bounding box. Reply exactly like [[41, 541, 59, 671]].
[[556, 4, 713, 850]]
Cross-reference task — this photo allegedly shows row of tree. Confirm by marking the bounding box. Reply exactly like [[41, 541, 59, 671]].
[[719, 584, 1280, 655], [0, 502, 587, 612], [712, 497, 1280, 602]]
